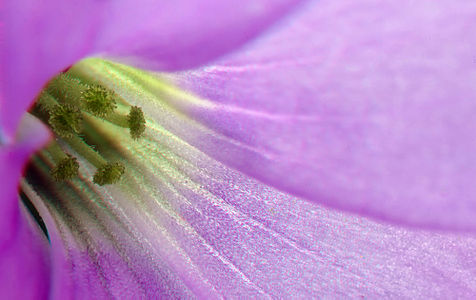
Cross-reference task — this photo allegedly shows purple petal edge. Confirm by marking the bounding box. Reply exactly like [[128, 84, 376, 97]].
[[0, 114, 51, 298]]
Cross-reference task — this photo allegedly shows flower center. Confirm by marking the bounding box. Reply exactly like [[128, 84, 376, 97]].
[[29, 71, 146, 185]]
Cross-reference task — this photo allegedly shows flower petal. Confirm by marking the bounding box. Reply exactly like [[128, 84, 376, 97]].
[[94, 0, 306, 71], [1, 0, 303, 140], [0, 114, 51, 298], [161, 0, 476, 230], [22, 72, 476, 297], [1, 0, 102, 141], [2, 1, 302, 294]]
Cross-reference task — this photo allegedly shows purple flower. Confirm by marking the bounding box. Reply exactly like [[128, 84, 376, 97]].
[[2, 0, 476, 298]]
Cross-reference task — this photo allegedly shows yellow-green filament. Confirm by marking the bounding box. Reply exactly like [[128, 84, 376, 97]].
[[101, 106, 146, 139], [65, 135, 107, 168]]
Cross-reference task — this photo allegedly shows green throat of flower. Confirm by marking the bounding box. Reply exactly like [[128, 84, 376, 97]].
[[30, 70, 146, 185]]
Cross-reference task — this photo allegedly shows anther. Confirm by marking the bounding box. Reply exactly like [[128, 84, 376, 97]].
[[65, 135, 125, 185], [101, 106, 146, 139], [36, 91, 58, 112], [35, 91, 83, 138], [32, 92, 55, 120], [51, 155, 79, 181], [93, 162, 125, 186], [47, 73, 86, 107], [128, 106, 146, 140], [48, 103, 83, 138], [82, 85, 117, 117], [29, 71, 143, 186], [46, 142, 79, 181]]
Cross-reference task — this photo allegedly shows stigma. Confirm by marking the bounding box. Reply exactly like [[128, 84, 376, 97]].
[[29, 72, 146, 185]]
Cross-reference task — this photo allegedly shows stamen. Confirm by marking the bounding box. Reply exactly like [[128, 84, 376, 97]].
[[48, 103, 83, 138], [36, 91, 59, 111], [30, 70, 145, 186], [65, 135, 125, 185], [82, 85, 117, 117], [51, 155, 79, 181], [46, 142, 79, 181], [64, 135, 107, 166], [36, 92, 83, 138], [128, 106, 146, 140], [93, 162, 125, 186], [101, 106, 145, 139], [33, 92, 55, 119], [47, 73, 86, 107]]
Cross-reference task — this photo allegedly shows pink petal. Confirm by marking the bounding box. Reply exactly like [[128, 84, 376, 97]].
[[2, 1, 301, 295], [0, 114, 51, 298], [164, 0, 476, 230], [94, 0, 305, 71], [22, 96, 476, 297], [1, 0, 99, 140], [1, 0, 303, 140]]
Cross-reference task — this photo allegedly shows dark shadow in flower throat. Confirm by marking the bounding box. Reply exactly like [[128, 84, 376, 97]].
[[20, 188, 49, 242]]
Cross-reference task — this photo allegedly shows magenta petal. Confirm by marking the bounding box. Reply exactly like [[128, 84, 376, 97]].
[[166, 0, 476, 230], [1, 0, 303, 139], [94, 0, 305, 71], [1, 0, 103, 139], [0, 114, 51, 298], [22, 108, 476, 297], [44, 65, 472, 298]]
